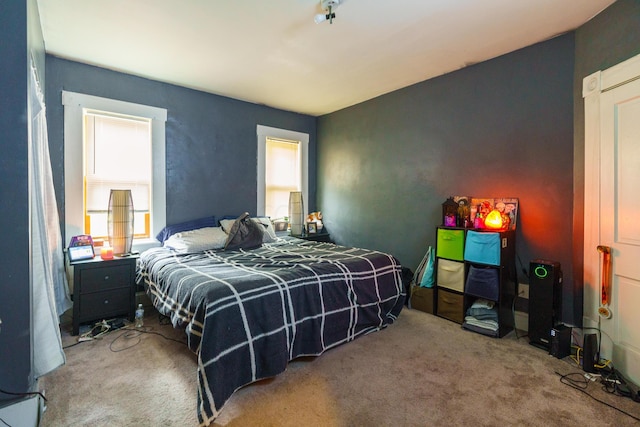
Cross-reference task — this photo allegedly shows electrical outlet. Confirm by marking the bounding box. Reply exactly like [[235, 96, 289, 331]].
[[518, 283, 529, 299]]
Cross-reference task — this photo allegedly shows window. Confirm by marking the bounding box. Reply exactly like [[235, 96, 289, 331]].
[[84, 112, 152, 238], [257, 125, 308, 219], [63, 91, 166, 250], [265, 138, 301, 219]]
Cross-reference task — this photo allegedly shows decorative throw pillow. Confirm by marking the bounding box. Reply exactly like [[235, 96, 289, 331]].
[[224, 212, 264, 251], [221, 216, 277, 243], [163, 226, 228, 253]]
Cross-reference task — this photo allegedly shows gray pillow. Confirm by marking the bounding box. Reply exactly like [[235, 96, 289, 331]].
[[224, 212, 264, 251]]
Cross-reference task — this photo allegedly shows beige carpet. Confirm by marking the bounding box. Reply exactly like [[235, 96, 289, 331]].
[[40, 307, 640, 426]]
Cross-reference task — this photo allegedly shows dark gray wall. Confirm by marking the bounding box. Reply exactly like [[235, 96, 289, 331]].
[[0, 0, 45, 398], [571, 0, 640, 326], [45, 57, 317, 232], [2, 7, 635, 396], [317, 35, 577, 322]]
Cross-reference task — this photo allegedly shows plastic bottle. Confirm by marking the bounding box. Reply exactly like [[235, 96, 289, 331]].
[[135, 304, 144, 328]]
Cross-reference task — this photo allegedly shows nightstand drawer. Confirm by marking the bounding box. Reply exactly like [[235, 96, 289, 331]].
[[78, 288, 131, 321], [80, 265, 131, 292]]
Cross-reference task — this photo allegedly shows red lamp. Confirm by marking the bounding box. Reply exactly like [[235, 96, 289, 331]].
[[484, 209, 503, 229]]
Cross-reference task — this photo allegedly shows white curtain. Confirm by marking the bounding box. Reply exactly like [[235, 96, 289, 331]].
[[30, 59, 72, 377]]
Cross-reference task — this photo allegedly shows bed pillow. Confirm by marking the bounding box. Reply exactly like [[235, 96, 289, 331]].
[[155, 216, 217, 244], [219, 218, 237, 234], [220, 216, 277, 243], [163, 226, 228, 253], [224, 213, 264, 251], [252, 217, 278, 242]]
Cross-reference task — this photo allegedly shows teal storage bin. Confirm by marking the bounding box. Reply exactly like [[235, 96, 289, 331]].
[[464, 230, 500, 266], [436, 228, 465, 261]]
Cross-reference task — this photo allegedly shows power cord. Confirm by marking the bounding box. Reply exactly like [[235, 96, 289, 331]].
[[0, 387, 46, 402], [570, 325, 615, 371], [63, 319, 118, 348], [0, 387, 47, 427], [555, 371, 640, 422], [510, 252, 527, 341], [511, 288, 528, 340], [63, 314, 187, 352], [109, 326, 187, 352], [79, 319, 112, 341], [516, 252, 529, 280], [63, 341, 82, 349]]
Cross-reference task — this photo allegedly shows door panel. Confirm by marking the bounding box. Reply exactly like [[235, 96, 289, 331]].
[[599, 77, 640, 384]]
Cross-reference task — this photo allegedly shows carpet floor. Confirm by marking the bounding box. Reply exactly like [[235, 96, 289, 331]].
[[40, 307, 640, 426]]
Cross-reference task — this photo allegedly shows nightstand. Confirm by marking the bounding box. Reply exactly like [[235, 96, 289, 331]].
[[297, 231, 331, 243], [70, 255, 138, 335]]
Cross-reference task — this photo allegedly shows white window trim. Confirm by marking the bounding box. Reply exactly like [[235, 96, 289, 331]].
[[62, 91, 167, 251], [257, 125, 309, 218]]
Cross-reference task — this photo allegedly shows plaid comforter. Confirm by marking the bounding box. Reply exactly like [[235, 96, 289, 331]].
[[137, 237, 405, 425]]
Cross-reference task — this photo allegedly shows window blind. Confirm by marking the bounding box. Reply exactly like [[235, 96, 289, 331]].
[[84, 113, 151, 213], [265, 137, 300, 219]]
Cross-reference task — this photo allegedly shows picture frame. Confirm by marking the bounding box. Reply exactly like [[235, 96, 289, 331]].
[[274, 221, 289, 232], [307, 222, 318, 234]]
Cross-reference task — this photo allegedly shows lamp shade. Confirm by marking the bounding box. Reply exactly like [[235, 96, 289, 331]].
[[288, 191, 304, 236], [108, 189, 134, 255]]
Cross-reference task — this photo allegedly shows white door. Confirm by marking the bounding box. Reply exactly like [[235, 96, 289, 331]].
[[584, 55, 640, 385]]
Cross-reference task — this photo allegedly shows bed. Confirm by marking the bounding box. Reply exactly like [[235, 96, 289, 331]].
[[136, 225, 405, 425]]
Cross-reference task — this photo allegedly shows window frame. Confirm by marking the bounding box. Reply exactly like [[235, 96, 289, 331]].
[[257, 125, 309, 218], [62, 91, 167, 251]]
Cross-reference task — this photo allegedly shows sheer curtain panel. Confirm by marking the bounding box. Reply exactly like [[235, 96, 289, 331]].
[[29, 59, 72, 377]]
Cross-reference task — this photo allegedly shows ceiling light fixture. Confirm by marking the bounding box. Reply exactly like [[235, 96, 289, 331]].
[[314, 0, 340, 24]]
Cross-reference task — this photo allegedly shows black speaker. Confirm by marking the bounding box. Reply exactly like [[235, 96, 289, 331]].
[[550, 324, 571, 359], [583, 333, 598, 373], [528, 259, 562, 350]]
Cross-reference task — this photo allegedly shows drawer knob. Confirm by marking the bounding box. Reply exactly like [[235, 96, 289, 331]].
[[104, 299, 109, 304], [104, 275, 110, 280]]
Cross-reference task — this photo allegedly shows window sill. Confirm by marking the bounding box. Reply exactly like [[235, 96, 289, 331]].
[[133, 238, 161, 254]]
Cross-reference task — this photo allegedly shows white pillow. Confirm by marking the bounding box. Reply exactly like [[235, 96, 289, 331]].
[[220, 217, 277, 243], [252, 217, 277, 243], [219, 219, 236, 234], [163, 226, 228, 253]]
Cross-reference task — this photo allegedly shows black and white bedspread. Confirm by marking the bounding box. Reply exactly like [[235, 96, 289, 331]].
[[137, 237, 405, 425]]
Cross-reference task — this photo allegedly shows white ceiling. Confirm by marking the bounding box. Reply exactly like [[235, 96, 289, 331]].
[[37, 0, 615, 116]]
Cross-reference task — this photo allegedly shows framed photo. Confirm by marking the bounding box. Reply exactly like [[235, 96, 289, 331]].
[[274, 221, 289, 232], [307, 222, 318, 234]]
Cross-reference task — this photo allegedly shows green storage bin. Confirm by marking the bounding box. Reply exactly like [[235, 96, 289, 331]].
[[436, 228, 465, 261]]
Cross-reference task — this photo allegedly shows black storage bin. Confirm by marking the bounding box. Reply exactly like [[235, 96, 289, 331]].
[[464, 265, 500, 301]]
